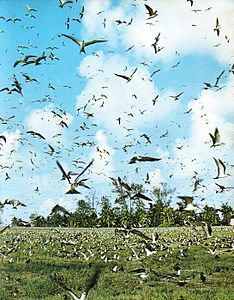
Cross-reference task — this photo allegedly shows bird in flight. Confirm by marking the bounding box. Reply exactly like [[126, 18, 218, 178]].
[[61, 34, 107, 53], [114, 67, 137, 82], [213, 157, 230, 179], [214, 18, 221, 36], [177, 196, 199, 211], [209, 128, 224, 147], [128, 156, 161, 164], [59, 0, 73, 8], [169, 92, 184, 101], [144, 4, 158, 19], [56, 268, 100, 300], [56, 159, 94, 194], [13, 55, 37, 67]]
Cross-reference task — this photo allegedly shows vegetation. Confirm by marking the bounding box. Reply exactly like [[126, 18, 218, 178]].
[[0, 226, 233, 300], [3, 183, 231, 228]]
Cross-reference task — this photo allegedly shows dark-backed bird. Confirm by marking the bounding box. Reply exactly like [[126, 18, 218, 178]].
[[27, 130, 46, 140], [59, 0, 73, 8], [128, 156, 161, 164], [145, 4, 158, 19], [209, 127, 224, 147], [213, 157, 230, 179], [177, 196, 199, 211], [57, 268, 100, 300], [13, 55, 36, 67], [214, 18, 220, 36], [170, 92, 184, 101], [114, 67, 137, 82], [61, 34, 107, 53], [57, 159, 94, 194]]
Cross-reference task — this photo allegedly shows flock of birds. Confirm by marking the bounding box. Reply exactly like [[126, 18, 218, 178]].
[[0, 226, 233, 299], [0, 0, 233, 246]]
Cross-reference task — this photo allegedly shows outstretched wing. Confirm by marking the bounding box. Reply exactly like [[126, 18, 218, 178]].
[[84, 39, 107, 47], [61, 34, 81, 45], [56, 160, 71, 183]]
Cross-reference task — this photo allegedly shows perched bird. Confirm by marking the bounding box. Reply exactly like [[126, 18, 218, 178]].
[[209, 128, 224, 147], [213, 157, 230, 179], [61, 34, 107, 53], [200, 272, 206, 283], [144, 4, 158, 19], [128, 156, 161, 164], [114, 67, 137, 82]]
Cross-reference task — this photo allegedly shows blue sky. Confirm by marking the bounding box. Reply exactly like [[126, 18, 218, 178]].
[[0, 0, 233, 225]]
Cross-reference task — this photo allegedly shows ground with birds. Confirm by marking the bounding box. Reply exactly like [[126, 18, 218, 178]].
[[0, 226, 233, 299]]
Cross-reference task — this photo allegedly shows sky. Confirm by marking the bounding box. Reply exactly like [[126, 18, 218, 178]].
[[0, 0, 233, 225]]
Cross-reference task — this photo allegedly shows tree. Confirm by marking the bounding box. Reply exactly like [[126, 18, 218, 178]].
[[98, 196, 114, 227], [72, 199, 97, 227], [29, 213, 47, 227], [148, 183, 176, 226], [202, 205, 220, 225], [220, 202, 233, 225]]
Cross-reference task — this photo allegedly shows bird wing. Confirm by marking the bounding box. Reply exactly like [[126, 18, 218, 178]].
[[84, 268, 101, 296], [209, 132, 215, 145], [214, 127, 220, 143], [56, 160, 71, 184], [130, 67, 138, 77], [61, 34, 81, 45], [114, 73, 130, 80], [178, 196, 193, 205], [145, 4, 154, 15], [75, 159, 94, 182], [130, 192, 153, 202], [26, 130, 46, 140], [84, 39, 107, 47]]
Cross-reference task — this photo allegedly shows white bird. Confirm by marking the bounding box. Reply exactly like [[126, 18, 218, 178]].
[[209, 128, 224, 147], [213, 157, 230, 179]]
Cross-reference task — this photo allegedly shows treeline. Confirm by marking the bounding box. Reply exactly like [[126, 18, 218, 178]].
[[10, 183, 233, 228]]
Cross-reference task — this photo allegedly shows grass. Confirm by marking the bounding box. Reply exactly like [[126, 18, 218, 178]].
[[0, 226, 233, 299]]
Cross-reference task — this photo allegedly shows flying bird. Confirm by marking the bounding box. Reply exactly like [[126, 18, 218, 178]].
[[13, 55, 37, 67], [56, 268, 100, 300], [56, 159, 94, 194], [177, 196, 199, 211], [61, 34, 107, 53], [214, 18, 220, 36], [27, 130, 46, 140], [128, 156, 161, 164], [59, 0, 73, 8], [144, 4, 158, 19], [169, 92, 184, 101], [209, 128, 224, 147], [114, 67, 137, 82], [213, 157, 230, 179]]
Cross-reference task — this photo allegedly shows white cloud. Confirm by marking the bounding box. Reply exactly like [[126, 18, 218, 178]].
[[76, 52, 180, 136], [81, 0, 234, 63], [90, 129, 115, 181], [25, 105, 73, 143]]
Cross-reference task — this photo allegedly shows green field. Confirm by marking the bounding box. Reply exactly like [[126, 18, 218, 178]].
[[0, 226, 233, 300]]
